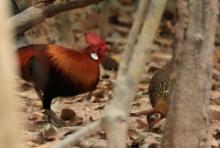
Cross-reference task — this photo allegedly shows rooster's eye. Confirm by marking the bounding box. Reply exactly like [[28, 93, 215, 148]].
[[90, 53, 99, 60]]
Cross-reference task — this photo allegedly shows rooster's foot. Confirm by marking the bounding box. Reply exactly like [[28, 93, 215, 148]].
[[45, 109, 64, 127]]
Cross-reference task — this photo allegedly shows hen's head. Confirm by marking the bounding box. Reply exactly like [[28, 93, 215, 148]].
[[147, 111, 166, 129], [85, 32, 107, 62]]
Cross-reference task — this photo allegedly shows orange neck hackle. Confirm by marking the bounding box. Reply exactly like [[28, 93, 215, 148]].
[[46, 45, 100, 89]]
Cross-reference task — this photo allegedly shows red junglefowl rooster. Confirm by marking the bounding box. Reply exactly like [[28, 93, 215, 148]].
[[147, 62, 173, 129], [17, 33, 107, 126]]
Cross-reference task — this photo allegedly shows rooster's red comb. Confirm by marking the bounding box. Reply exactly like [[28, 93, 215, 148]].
[[85, 32, 106, 46]]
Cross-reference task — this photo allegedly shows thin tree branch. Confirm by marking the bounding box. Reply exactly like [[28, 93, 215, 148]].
[[53, 120, 101, 148], [102, 0, 167, 147], [118, 0, 149, 76], [76, 138, 107, 148], [10, 0, 105, 35]]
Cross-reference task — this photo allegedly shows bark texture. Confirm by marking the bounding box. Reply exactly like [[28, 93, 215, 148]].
[[162, 0, 219, 148]]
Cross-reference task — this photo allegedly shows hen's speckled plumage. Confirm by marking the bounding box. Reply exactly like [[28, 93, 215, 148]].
[[147, 62, 173, 127]]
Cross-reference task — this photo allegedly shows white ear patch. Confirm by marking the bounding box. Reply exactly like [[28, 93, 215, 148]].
[[90, 53, 99, 60]]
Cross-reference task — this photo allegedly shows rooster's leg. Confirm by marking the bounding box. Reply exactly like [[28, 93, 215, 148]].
[[34, 87, 64, 127], [42, 94, 64, 127], [83, 91, 93, 123], [34, 87, 62, 126], [34, 87, 61, 126]]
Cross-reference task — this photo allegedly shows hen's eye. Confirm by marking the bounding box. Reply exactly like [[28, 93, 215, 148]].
[[150, 113, 161, 122], [150, 116, 156, 122], [154, 113, 161, 119]]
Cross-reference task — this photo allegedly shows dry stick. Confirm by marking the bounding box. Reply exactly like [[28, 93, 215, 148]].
[[161, 0, 219, 148], [0, 1, 22, 148], [76, 138, 107, 148], [102, 0, 167, 147], [10, 0, 105, 35], [119, 0, 149, 76], [53, 120, 101, 148]]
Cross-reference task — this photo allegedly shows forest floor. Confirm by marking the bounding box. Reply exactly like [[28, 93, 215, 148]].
[[14, 3, 220, 148]]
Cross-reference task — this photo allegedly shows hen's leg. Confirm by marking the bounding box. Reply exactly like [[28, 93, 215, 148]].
[[34, 87, 63, 127]]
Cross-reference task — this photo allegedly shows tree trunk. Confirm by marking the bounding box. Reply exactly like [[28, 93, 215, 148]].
[[162, 0, 219, 148], [0, 1, 22, 148]]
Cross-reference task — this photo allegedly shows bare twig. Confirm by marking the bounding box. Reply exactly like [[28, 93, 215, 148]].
[[76, 138, 107, 148], [10, 0, 105, 35], [53, 120, 101, 148], [102, 0, 167, 147]]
